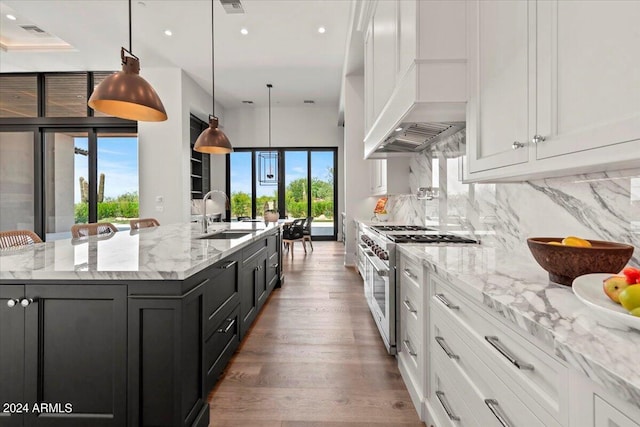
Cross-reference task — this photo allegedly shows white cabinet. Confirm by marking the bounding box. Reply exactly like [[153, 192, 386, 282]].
[[397, 251, 427, 420], [371, 0, 396, 120], [466, 0, 640, 181], [369, 157, 410, 196]]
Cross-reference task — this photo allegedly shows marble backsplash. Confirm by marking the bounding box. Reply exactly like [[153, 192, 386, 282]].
[[388, 131, 640, 264]]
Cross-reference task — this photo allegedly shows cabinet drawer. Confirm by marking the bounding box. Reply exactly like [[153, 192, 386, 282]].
[[594, 395, 640, 427], [205, 255, 240, 338], [400, 275, 422, 335], [430, 352, 480, 427], [205, 304, 240, 392], [267, 251, 278, 291], [431, 274, 567, 424], [243, 239, 267, 265], [399, 252, 423, 286], [267, 233, 278, 256], [431, 312, 554, 427]]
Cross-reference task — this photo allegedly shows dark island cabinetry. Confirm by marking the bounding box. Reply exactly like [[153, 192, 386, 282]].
[[0, 285, 127, 427], [0, 228, 281, 427]]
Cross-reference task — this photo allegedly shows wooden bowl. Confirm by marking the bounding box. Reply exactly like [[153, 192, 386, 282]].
[[526, 237, 634, 286]]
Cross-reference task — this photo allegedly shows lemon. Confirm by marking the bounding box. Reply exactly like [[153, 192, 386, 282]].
[[561, 236, 592, 247]]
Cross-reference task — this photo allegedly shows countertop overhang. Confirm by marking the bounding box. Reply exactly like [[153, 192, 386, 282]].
[[0, 222, 281, 281]]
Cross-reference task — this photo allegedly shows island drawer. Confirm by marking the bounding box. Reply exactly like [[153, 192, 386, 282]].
[[205, 254, 240, 338], [398, 251, 423, 287], [267, 233, 278, 256], [431, 275, 568, 426], [205, 303, 240, 392], [243, 239, 268, 264]]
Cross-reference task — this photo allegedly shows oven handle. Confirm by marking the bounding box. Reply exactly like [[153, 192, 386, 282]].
[[363, 250, 389, 277]]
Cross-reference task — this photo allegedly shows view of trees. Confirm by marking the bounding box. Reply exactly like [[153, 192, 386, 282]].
[[75, 191, 139, 223], [231, 171, 334, 220]]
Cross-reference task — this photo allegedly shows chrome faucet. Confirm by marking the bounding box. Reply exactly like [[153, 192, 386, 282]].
[[201, 190, 230, 233]]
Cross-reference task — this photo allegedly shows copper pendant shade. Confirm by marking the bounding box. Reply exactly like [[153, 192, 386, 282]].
[[88, 48, 167, 122], [87, 0, 167, 122], [194, 0, 232, 154], [194, 116, 232, 154]]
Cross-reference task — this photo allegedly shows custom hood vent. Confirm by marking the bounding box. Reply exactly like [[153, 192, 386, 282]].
[[376, 122, 465, 153]]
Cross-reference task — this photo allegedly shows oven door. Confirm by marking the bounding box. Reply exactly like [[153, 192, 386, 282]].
[[363, 250, 395, 354]]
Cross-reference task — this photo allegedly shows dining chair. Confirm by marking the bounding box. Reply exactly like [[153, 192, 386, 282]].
[[282, 218, 306, 258], [129, 218, 160, 230], [302, 216, 314, 251], [0, 230, 42, 249], [71, 222, 118, 239]]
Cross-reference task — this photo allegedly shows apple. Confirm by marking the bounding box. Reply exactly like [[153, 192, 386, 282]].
[[630, 307, 640, 317], [619, 285, 640, 312], [622, 267, 640, 285], [602, 276, 630, 303]]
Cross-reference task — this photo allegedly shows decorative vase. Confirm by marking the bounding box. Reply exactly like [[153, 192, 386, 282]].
[[264, 210, 279, 223]]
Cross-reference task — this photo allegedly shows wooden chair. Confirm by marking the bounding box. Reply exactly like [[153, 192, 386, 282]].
[[71, 222, 118, 239], [0, 230, 42, 249], [129, 218, 160, 230], [282, 218, 306, 258], [302, 216, 314, 251]]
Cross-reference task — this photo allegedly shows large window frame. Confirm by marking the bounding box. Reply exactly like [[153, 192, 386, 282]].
[[226, 147, 338, 241], [0, 72, 136, 240]]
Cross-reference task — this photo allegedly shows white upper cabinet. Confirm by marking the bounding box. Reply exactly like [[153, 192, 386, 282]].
[[363, 0, 467, 159], [466, 0, 640, 182]]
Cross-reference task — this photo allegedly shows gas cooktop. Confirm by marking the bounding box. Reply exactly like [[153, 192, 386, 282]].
[[371, 225, 435, 232], [388, 234, 478, 244]]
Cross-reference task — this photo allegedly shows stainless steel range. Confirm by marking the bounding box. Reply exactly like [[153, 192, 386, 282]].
[[357, 224, 478, 354]]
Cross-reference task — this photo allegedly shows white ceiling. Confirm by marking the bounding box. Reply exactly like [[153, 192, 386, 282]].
[[0, 0, 352, 108]]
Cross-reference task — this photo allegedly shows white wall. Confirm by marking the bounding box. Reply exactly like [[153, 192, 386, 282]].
[[343, 75, 379, 265], [53, 133, 75, 233], [138, 68, 226, 224], [0, 132, 34, 231], [223, 105, 345, 236]]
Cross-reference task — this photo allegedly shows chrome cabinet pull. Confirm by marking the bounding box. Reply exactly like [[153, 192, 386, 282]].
[[485, 399, 513, 427], [6, 298, 20, 308], [402, 339, 417, 357], [271, 263, 279, 269], [531, 134, 546, 144], [435, 391, 460, 421], [220, 260, 237, 269], [485, 336, 534, 370], [512, 141, 525, 150], [435, 336, 459, 360], [403, 268, 416, 280], [403, 299, 417, 314], [435, 293, 459, 310], [218, 318, 236, 334], [20, 298, 34, 308]]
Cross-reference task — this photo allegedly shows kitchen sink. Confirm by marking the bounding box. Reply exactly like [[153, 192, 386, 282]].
[[199, 231, 253, 240]]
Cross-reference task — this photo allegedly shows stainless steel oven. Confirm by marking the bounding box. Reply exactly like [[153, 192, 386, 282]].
[[359, 223, 479, 355]]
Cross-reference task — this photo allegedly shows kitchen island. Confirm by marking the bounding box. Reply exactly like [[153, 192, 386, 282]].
[[0, 222, 282, 427]]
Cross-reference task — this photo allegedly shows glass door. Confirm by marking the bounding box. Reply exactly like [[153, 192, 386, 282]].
[[310, 151, 335, 237], [283, 151, 308, 220]]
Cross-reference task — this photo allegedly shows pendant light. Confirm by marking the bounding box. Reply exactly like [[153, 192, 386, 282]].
[[258, 84, 278, 185], [194, 0, 232, 154], [88, 0, 167, 122]]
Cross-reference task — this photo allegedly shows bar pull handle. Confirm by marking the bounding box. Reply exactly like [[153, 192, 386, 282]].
[[435, 336, 459, 360], [435, 293, 459, 310], [485, 399, 513, 427], [485, 336, 534, 371], [220, 260, 237, 269], [218, 318, 236, 334], [435, 391, 460, 421], [402, 339, 417, 357], [403, 299, 417, 314]]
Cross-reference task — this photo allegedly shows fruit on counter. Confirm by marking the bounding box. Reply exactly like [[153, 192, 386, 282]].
[[622, 266, 640, 284], [619, 285, 640, 312], [631, 307, 640, 317], [603, 276, 630, 303], [547, 241, 563, 246], [561, 236, 592, 247]]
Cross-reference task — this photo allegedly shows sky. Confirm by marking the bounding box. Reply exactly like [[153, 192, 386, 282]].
[[73, 136, 138, 203], [230, 150, 334, 197]]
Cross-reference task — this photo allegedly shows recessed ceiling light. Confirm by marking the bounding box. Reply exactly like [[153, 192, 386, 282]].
[[6, 14, 17, 21], [164, 29, 172, 36], [240, 28, 248, 35], [318, 26, 326, 34]]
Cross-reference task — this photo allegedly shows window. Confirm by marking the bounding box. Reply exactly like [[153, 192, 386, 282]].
[[0, 74, 38, 118], [0, 131, 35, 231], [45, 73, 88, 117]]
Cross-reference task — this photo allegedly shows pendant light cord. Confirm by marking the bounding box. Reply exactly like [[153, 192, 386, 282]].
[[128, 0, 132, 52], [268, 84, 272, 149], [211, 0, 216, 117]]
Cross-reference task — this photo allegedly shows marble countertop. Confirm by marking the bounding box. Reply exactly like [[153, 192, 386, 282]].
[[0, 222, 280, 281], [397, 243, 640, 409]]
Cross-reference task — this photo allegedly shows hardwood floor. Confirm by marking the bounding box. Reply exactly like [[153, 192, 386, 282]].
[[208, 242, 424, 427]]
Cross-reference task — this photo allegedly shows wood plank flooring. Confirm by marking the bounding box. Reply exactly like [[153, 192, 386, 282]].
[[208, 241, 424, 427]]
